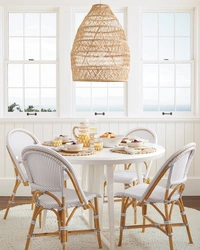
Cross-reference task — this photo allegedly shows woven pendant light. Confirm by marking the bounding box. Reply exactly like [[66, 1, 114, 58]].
[[71, 4, 130, 82]]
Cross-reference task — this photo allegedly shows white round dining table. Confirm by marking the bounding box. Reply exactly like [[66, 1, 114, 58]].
[[66, 143, 165, 250]]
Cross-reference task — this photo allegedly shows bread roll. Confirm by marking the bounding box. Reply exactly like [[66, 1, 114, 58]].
[[100, 132, 116, 138]]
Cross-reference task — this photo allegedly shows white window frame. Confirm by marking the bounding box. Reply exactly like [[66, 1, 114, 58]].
[[4, 7, 59, 117], [139, 7, 196, 118], [71, 6, 128, 118]]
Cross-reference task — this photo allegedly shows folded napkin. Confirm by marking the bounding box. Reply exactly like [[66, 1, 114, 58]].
[[110, 146, 140, 155]]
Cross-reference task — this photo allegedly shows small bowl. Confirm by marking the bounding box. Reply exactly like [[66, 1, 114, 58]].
[[101, 135, 124, 148], [64, 142, 83, 152], [127, 141, 144, 147]]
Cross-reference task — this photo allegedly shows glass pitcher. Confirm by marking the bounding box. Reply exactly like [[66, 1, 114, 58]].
[[72, 122, 90, 147], [88, 119, 98, 146]]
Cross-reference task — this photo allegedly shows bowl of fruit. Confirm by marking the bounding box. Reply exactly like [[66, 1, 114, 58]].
[[99, 132, 124, 148]]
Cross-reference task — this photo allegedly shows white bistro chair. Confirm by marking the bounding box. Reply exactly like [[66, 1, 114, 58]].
[[104, 127, 157, 223], [22, 145, 102, 250], [116, 142, 196, 250], [112, 127, 158, 187], [4, 128, 40, 219]]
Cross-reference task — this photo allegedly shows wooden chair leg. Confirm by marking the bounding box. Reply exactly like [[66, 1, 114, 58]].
[[93, 197, 102, 248], [142, 204, 147, 232], [64, 180, 68, 217], [3, 178, 21, 219], [103, 181, 107, 203], [164, 204, 174, 250], [132, 198, 137, 224], [118, 197, 126, 246], [59, 209, 67, 250], [178, 198, 193, 244], [25, 205, 43, 250]]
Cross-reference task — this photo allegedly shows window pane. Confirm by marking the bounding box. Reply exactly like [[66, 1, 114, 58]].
[[142, 13, 157, 36], [108, 82, 124, 87], [41, 13, 56, 36], [75, 13, 86, 32], [9, 38, 23, 60], [176, 88, 190, 111], [115, 13, 124, 27], [159, 13, 174, 36], [143, 64, 158, 87], [9, 13, 23, 36], [25, 38, 40, 60], [8, 64, 23, 87], [176, 64, 191, 87], [25, 13, 40, 36], [41, 88, 56, 112], [92, 88, 107, 112], [176, 13, 190, 36], [143, 88, 158, 111], [25, 64, 39, 87], [41, 64, 56, 87], [76, 82, 91, 88], [175, 38, 190, 60], [159, 37, 174, 60], [8, 88, 23, 112], [41, 38, 56, 60], [160, 88, 175, 111], [25, 89, 40, 111], [108, 88, 124, 112], [143, 38, 158, 60], [159, 64, 174, 87], [91, 82, 107, 88], [76, 88, 91, 112]]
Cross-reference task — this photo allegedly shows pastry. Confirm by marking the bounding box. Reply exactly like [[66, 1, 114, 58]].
[[100, 132, 116, 138]]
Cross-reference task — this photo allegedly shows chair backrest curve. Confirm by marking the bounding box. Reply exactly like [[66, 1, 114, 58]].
[[124, 127, 158, 144], [22, 145, 89, 205], [124, 127, 158, 179], [139, 142, 196, 204], [6, 128, 40, 182]]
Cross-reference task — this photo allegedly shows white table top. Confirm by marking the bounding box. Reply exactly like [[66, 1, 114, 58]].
[[66, 143, 165, 165]]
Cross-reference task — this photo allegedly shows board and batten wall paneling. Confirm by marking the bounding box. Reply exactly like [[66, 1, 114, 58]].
[[0, 119, 200, 196], [194, 122, 200, 176], [185, 123, 195, 176], [0, 124, 5, 177]]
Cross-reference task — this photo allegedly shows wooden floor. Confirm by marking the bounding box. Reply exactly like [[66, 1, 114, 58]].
[[0, 196, 200, 211]]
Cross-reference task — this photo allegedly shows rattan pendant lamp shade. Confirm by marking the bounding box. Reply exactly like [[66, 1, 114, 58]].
[[71, 4, 130, 82]]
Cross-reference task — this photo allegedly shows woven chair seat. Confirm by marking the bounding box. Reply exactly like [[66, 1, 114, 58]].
[[113, 171, 145, 184], [116, 183, 180, 203], [38, 188, 101, 210]]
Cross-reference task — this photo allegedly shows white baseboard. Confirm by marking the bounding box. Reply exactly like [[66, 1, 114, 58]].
[[0, 177, 200, 196]]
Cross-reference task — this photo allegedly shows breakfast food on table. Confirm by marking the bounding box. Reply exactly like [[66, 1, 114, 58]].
[[59, 134, 69, 143], [131, 139, 142, 143], [100, 132, 116, 138], [121, 137, 135, 143]]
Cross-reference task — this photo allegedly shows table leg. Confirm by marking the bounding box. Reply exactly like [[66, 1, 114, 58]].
[[135, 162, 143, 184], [106, 164, 116, 250], [82, 165, 104, 228]]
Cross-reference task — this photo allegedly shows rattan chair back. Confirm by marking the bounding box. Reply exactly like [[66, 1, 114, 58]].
[[7, 128, 40, 182], [22, 145, 89, 205]]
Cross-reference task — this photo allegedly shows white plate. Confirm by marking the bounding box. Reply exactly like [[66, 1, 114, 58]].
[[61, 148, 82, 153]]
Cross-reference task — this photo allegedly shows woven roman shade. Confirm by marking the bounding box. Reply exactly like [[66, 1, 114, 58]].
[[71, 4, 130, 82]]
